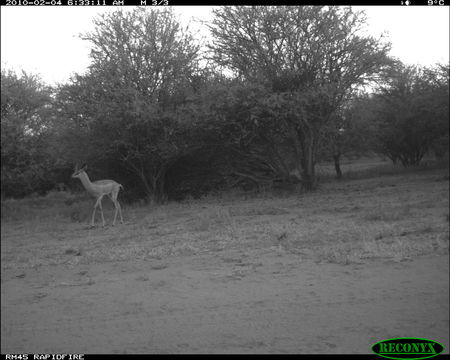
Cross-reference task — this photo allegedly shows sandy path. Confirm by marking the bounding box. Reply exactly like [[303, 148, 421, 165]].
[[1, 250, 448, 354]]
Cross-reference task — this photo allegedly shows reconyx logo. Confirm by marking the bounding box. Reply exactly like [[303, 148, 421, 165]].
[[372, 337, 445, 360]]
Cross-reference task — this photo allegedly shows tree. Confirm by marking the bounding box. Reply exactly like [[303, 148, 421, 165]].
[[1, 69, 57, 197], [57, 8, 201, 202], [208, 6, 392, 189], [372, 63, 449, 166], [317, 94, 379, 178], [420, 63, 449, 160]]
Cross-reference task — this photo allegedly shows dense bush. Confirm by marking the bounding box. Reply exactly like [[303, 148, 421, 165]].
[[1, 7, 448, 201]]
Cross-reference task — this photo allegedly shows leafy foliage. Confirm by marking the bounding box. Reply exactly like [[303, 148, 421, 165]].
[[1, 70, 63, 197], [56, 8, 201, 202], [208, 6, 392, 188], [1, 7, 447, 201], [372, 63, 449, 166]]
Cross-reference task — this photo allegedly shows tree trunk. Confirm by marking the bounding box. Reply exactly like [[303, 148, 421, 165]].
[[153, 176, 167, 203], [333, 153, 342, 179], [122, 156, 155, 203], [139, 173, 154, 204], [299, 153, 317, 190], [296, 126, 318, 191]]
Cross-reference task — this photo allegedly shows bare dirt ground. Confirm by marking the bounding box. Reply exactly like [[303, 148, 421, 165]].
[[1, 251, 449, 354], [1, 165, 449, 354]]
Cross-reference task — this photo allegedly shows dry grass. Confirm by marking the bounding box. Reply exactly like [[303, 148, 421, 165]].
[[1, 160, 449, 269]]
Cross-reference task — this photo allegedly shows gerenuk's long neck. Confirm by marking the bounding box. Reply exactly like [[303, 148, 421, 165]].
[[78, 171, 95, 192]]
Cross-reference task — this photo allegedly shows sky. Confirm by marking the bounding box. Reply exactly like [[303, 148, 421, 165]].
[[1, 6, 449, 85]]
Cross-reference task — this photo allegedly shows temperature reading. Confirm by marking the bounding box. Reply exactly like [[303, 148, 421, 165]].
[[428, 0, 445, 4]]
